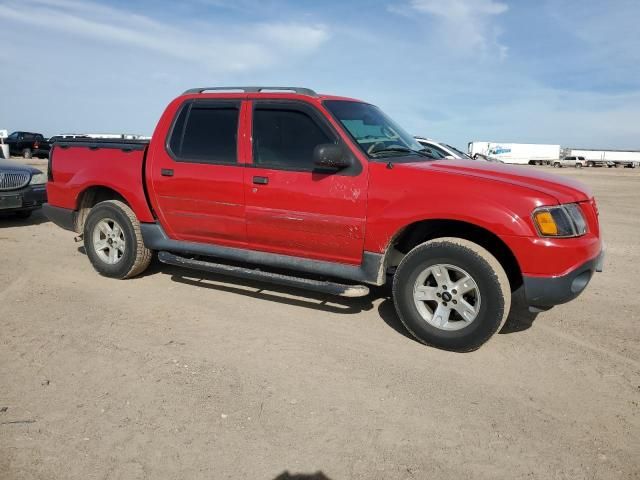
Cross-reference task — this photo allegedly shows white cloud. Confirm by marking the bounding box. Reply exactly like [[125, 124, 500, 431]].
[[393, 0, 509, 57], [409, 0, 508, 17], [0, 0, 329, 73]]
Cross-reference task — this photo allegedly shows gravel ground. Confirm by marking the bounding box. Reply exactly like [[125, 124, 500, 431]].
[[1, 162, 639, 479]]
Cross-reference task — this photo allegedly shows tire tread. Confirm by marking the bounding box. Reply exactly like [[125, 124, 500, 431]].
[[85, 200, 152, 279], [392, 237, 511, 351]]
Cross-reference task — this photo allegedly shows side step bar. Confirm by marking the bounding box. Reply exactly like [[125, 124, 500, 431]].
[[158, 251, 370, 298]]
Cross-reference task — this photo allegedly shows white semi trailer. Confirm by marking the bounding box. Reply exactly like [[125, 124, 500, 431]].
[[567, 149, 640, 168], [468, 142, 560, 165]]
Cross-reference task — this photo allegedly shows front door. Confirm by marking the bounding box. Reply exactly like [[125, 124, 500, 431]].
[[244, 100, 367, 265], [148, 99, 247, 247]]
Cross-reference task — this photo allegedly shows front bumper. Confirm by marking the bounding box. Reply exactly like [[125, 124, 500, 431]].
[[523, 248, 604, 309], [0, 184, 47, 212]]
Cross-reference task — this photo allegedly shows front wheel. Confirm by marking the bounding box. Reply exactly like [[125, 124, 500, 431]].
[[392, 238, 511, 351], [553, 162, 561, 168], [84, 200, 152, 279], [22, 148, 32, 159]]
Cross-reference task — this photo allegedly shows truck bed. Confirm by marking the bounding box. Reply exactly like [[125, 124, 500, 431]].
[[47, 137, 155, 227]]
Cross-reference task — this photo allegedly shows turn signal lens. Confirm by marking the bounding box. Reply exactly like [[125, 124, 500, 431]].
[[532, 204, 588, 238], [534, 211, 558, 236]]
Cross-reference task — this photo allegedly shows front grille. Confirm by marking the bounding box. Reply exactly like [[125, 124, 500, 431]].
[[0, 171, 30, 191]]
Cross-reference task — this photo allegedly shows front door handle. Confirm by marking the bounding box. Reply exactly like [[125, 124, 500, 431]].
[[253, 176, 268, 185], [161, 168, 174, 177]]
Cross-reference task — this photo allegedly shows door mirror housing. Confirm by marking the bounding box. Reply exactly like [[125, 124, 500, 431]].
[[313, 144, 351, 170]]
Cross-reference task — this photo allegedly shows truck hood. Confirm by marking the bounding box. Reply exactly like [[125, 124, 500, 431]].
[[407, 159, 592, 204]]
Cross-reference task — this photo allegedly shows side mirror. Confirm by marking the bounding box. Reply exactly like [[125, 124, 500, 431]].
[[313, 144, 351, 170]]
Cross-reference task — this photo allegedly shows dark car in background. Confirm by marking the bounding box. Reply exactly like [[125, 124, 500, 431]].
[[5, 131, 47, 159], [32, 137, 52, 159], [0, 158, 47, 218]]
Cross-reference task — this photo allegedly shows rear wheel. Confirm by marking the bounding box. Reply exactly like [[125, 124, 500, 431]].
[[575, 162, 583, 168], [553, 162, 561, 168], [22, 148, 32, 159], [392, 238, 511, 351], [84, 200, 152, 279]]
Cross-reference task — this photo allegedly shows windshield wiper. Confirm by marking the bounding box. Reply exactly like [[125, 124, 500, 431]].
[[369, 146, 433, 158]]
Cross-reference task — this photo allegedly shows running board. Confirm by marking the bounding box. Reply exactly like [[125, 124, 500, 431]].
[[158, 251, 370, 298]]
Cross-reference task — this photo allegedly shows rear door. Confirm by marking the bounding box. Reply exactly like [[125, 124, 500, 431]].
[[148, 99, 247, 247], [244, 100, 367, 265]]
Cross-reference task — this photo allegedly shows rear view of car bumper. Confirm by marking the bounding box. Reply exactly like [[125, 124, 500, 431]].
[[43, 204, 76, 231], [522, 249, 604, 309]]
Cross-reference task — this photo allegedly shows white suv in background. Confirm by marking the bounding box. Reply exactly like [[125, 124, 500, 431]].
[[415, 137, 469, 159], [554, 156, 586, 168], [415, 137, 501, 162]]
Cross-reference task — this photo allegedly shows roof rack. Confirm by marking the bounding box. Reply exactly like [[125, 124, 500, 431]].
[[182, 86, 317, 97]]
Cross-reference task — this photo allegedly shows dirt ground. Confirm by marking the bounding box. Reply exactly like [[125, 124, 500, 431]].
[[1, 161, 638, 479]]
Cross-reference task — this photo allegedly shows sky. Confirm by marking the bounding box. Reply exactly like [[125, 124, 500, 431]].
[[1, 0, 639, 150]]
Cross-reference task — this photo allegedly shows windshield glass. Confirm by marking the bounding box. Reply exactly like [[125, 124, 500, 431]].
[[324, 100, 425, 157]]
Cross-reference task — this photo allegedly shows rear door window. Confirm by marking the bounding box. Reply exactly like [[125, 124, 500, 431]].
[[168, 101, 240, 164]]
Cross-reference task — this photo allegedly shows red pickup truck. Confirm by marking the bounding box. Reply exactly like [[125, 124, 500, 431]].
[[44, 86, 603, 350]]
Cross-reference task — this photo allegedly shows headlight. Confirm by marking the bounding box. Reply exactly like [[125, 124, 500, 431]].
[[532, 203, 588, 237], [29, 173, 47, 185]]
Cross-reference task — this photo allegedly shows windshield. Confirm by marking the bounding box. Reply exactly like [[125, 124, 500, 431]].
[[324, 100, 425, 158], [443, 143, 472, 159]]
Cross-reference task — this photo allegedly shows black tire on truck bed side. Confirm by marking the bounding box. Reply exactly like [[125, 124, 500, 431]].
[[392, 237, 511, 351], [83, 200, 152, 279]]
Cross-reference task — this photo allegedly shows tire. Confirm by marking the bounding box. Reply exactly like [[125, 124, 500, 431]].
[[553, 162, 561, 168], [22, 148, 32, 159], [392, 238, 511, 351], [14, 210, 32, 219], [575, 163, 583, 168], [83, 200, 152, 279], [587, 161, 594, 167], [631, 162, 638, 169]]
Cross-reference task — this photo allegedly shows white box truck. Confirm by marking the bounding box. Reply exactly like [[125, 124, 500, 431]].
[[468, 142, 560, 165], [568, 149, 640, 168]]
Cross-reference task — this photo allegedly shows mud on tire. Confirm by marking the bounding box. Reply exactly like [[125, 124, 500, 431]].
[[83, 200, 152, 279]]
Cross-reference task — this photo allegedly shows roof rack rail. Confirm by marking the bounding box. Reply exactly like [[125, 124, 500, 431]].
[[182, 86, 317, 96]]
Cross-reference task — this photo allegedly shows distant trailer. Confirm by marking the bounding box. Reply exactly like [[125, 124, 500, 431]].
[[568, 149, 640, 168], [468, 142, 560, 165]]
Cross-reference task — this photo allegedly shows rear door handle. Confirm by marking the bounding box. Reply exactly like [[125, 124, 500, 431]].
[[253, 176, 268, 185], [161, 168, 174, 177]]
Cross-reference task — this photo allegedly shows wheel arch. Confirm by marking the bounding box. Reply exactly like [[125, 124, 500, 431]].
[[74, 185, 130, 233], [384, 219, 523, 291]]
